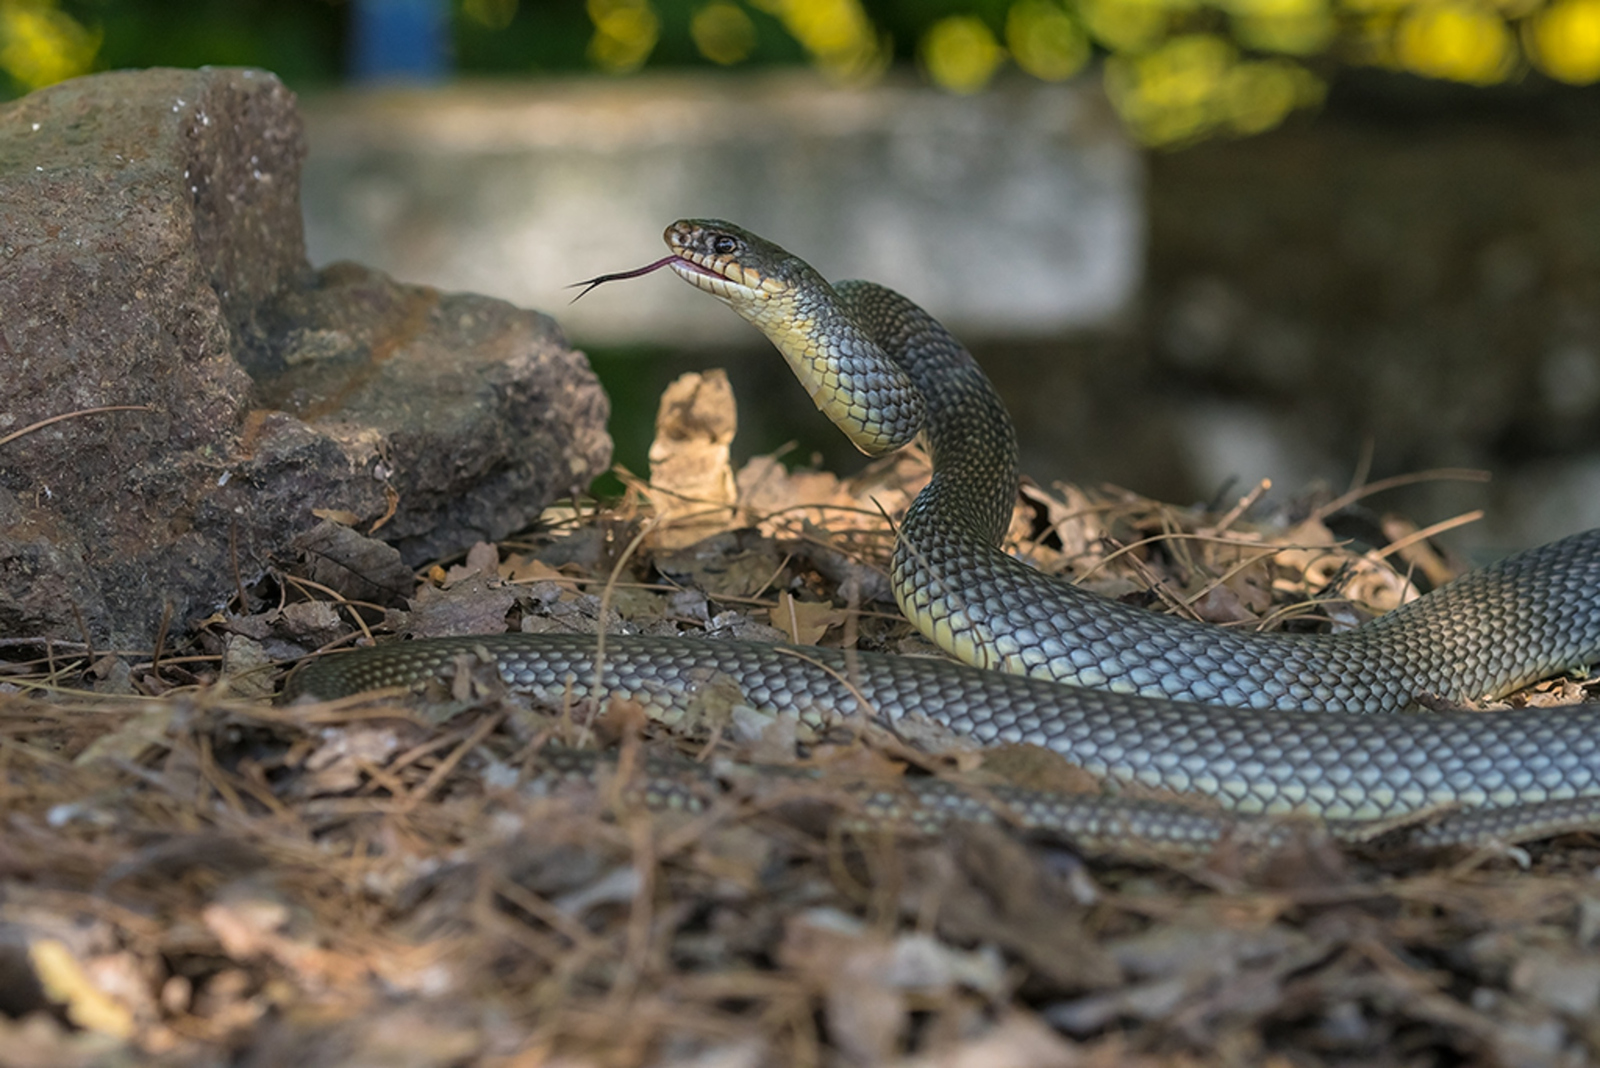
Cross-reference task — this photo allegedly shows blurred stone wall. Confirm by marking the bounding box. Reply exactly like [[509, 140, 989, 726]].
[[298, 72, 1143, 346]]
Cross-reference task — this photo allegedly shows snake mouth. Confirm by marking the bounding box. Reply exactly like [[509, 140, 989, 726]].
[[665, 253, 733, 289], [667, 252, 776, 303]]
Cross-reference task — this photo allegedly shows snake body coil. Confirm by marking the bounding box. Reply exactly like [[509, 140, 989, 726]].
[[284, 219, 1600, 855]]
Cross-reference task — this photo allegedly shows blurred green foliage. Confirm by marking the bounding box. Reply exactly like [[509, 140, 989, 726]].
[[6, 0, 1600, 145]]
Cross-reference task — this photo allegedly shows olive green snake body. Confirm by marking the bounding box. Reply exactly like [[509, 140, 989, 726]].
[[284, 219, 1600, 861]]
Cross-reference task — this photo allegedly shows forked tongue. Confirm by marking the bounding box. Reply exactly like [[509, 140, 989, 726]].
[[567, 255, 681, 302]]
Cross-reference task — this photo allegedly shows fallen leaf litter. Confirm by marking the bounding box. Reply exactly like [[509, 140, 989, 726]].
[[3, 372, 1599, 1066]]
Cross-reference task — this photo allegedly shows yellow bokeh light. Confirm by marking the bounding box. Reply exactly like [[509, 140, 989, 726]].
[[754, 0, 885, 80], [1078, 0, 1173, 53], [1106, 35, 1232, 144], [1491, 0, 1545, 17], [1006, 0, 1090, 81], [1393, 3, 1515, 84], [691, 1, 757, 64], [1527, 0, 1600, 83], [463, 0, 519, 31], [922, 15, 1005, 93], [1105, 35, 1324, 145], [0, 0, 98, 90], [1341, 0, 1409, 16], [1220, 0, 1322, 18], [1223, 58, 1322, 132], [1232, 12, 1334, 53], [587, 0, 661, 73], [1131, 33, 1232, 109], [1342, 12, 1398, 68], [1213, 0, 1334, 52]]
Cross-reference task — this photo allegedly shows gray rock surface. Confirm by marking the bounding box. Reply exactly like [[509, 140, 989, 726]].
[[0, 68, 610, 651]]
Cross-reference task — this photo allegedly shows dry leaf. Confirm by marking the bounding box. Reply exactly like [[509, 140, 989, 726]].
[[292, 519, 415, 608], [502, 554, 576, 589], [778, 910, 907, 1063], [655, 530, 788, 599], [407, 572, 517, 638], [220, 634, 278, 700], [647, 370, 739, 549], [891, 1011, 1083, 1068], [28, 940, 135, 1040], [73, 706, 174, 767], [443, 541, 501, 586], [769, 592, 848, 645]]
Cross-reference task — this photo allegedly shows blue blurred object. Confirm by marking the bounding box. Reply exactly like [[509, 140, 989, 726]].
[[350, 0, 451, 81]]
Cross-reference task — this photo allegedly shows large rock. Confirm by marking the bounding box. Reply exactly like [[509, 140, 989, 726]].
[[0, 68, 610, 651]]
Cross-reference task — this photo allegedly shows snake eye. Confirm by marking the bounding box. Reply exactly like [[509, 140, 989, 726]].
[[712, 234, 738, 255]]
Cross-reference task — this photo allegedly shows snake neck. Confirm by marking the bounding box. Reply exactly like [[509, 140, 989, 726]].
[[832, 280, 1019, 546], [731, 273, 927, 457]]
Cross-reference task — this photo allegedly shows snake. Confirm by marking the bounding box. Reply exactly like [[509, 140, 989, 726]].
[[283, 219, 1600, 861]]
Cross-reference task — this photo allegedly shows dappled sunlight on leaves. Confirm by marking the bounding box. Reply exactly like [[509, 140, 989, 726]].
[[690, 0, 759, 64], [752, 0, 887, 80], [1107, 34, 1324, 144], [586, 0, 661, 73], [1008, 0, 1093, 79], [1526, 0, 1600, 82], [1394, 2, 1518, 84], [921, 14, 1007, 93], [590, 0, 1600, 145], [0, 0, 98, 91]]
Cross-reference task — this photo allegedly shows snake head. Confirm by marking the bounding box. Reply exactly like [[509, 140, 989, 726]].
[[664, 219, 815, 306]]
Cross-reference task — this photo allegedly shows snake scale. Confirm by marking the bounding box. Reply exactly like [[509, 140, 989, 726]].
[[284, 219, 1600, 861]]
